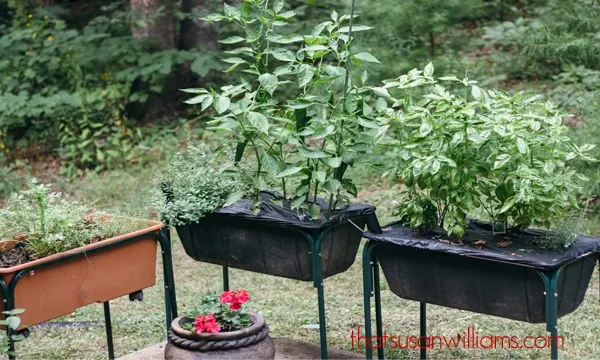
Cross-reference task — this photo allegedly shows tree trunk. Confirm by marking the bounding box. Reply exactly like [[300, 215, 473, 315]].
[[130, 0, 174, 50], [178, 0, 220, 50]]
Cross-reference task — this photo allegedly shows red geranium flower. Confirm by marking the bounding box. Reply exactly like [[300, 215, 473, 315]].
[[220, 291, 236, 304], [193, 313, 221, 334], [219, 289, 250, 311]]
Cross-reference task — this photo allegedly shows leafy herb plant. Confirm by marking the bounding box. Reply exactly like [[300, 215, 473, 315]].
[[379, 64, 596, 242], [184, 0, 388, 218], [152, 144, 252, 226]]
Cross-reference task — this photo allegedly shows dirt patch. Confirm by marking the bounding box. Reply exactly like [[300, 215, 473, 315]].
[[0, 245, 30, 268]]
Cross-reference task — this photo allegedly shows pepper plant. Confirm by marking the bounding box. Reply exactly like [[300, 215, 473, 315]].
[[377, 64, 596, 240], [183, 0, 388, 217]]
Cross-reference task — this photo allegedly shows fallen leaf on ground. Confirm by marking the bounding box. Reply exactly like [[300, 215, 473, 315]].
[[497, 240, 512, 248]]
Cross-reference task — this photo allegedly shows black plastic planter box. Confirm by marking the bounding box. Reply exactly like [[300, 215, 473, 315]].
[[364, 221, 600, 323], [176, 193, 377, 281]]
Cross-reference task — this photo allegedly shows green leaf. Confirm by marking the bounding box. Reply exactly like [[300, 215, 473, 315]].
[[276, 166, 303, 178], [494, 154, 511, 169], [267, 49, 296, 62], [5, 316, 19, 330], [352, 52, 380, 64], [297, 65, 314, 88], [500, 197, 516, 214], [268, 35, 304, 44], [259, 73, 278, 95], [273, 0, 284, 13], [201, 13, 226, 22], [224, 191, 245, 207], [301, 45, 328, 52], [214, 95, 230, 114], [313, 125, 335, 139], [516, 137, 529, 154], [323, 179, 342, 193], [424, 62, 434, 77], [224, 3, 241, 19], [431, 160, 441, 174], [419, 119, 433, 136], [471, 85, 483, 100], [339, 25, 373, 32], [300, 149, 327, 159], [219, 36, 245, 44], [308, 203, 320, 219], [184, 94, 211, 105], [324, 157, 343, 168], [248, 112, 269, 134]]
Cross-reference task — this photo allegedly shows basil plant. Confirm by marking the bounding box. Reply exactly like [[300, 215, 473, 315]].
[[184, 0, 389, 217], [377, 64, 596, 240]]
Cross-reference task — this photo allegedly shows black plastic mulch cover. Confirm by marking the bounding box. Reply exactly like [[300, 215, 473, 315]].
[[212, 191, 379, 233], [364, 220, 600, 270], [175, 192, 379, 281], [364, 220, 600, 322]]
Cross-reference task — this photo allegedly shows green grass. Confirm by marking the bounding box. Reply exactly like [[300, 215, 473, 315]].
[[10, 156, 600, 359]]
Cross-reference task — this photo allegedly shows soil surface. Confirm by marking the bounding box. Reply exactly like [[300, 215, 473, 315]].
[[0, 245, 31, 268]]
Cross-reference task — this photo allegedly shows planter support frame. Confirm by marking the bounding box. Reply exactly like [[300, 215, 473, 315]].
[[2, 227, 178, 360], [217, 229, 330, 359], [362, 239, 585, 360]]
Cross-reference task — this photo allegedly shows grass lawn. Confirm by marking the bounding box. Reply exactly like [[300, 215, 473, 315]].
[[11, 150, 600, 360]]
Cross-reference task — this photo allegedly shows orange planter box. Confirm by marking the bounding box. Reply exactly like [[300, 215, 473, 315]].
[[0, 222, 163, 328]]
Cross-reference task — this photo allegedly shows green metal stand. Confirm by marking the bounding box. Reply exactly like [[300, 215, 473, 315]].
[[1, 227, 178, 359], [362, 240, 384, 360], [219, 229, 331, 359], [362, 238, 574, 360], [536, 267, 563, 360]]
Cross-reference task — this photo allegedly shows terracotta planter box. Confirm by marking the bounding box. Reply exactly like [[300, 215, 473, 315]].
[[0, 221, 163, 328]]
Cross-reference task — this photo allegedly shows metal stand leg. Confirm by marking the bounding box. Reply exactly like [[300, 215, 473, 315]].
[[373, 257, 384, 360], [537, 268, 563, 360], [103, 301, 115, 360], [420, 302, 427, 360], [158, 227, 178, 332], [223, 266, 230, 291], [309, 233, 328, 360], [363, 241, 383, 359]]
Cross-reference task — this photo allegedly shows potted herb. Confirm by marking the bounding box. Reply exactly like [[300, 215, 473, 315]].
[[0, 180, 166, 328], [165, 289, 275, 359], [363, 64, 600, 322], [158, 0, 385, 281]]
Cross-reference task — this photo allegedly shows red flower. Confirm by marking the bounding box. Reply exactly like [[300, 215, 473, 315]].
[[219, 289, 250, 311], [193, 314, 221, 334], [237, 290, 249, 303], [220, 291, 236, 304]]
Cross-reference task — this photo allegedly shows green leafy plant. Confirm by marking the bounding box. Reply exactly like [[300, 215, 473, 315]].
[[379, 64, 595, 243], [152, 144, 252, 226], [184, 0, 387, 217], [0, 309, 25, 354], [0, 179, 153, 261]]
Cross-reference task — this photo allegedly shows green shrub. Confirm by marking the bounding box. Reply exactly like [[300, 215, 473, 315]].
[[379, 64, 595, 244], [0, 4, 217, 175]]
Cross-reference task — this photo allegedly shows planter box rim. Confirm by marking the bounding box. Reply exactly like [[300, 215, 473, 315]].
[[365, 220, 600, 270], [0, 218, 163, 273]]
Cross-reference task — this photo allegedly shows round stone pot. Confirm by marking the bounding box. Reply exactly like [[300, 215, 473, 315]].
[[164, 312, 276, 360]]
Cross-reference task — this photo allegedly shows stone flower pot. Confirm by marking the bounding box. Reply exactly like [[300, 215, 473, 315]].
[[165, 312, 276, 360]]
